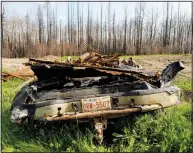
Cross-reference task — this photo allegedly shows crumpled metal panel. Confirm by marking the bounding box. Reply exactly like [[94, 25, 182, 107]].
[[23, 52, 185, 89]]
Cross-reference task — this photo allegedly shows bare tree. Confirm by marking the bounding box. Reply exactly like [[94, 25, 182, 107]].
[[123, 7, 127, 54], [45, 2, 50, 46], [108, 2, 111, 55], [112, 9, 116, 54], [163, 2, 169, 47], [80, 2, 84, 46], [55, 5, 58, 43], [100, 2, 103, 53], [71, 2, 73, 45], [104, 15, 107, 54], [135, 3, 146, 55], [37, 4, 44, 44], [87, 2, 90, 52], [1, 4, 5, 47], [77, 2, 80, 51], [60, 19, 62, 44], [2, 2, 191, 57], [67, 2, 70, 44]]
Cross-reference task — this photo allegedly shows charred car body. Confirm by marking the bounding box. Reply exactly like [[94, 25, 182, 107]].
[[10, 52, 185, 144]]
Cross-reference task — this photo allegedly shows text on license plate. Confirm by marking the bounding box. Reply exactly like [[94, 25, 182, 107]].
[[81, 96, 112, 112]]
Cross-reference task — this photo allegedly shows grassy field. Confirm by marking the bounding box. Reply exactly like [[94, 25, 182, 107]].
[[2, 56, 192, 152]]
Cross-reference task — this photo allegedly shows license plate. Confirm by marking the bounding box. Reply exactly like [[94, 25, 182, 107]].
[[81, 96, 112, 112]]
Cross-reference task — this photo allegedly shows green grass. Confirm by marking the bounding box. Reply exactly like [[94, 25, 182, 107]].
[[172, 75, 192, 91], [112, 103, 192, 152], [61, 56, 78, 61], [2, 76, 192, 152]]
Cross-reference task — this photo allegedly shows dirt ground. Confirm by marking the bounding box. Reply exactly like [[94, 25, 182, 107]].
[[2, 55, 60, 72], [2, 58, 29, 72], [134, 55, 192, 79], [2, 55, 192, 79]]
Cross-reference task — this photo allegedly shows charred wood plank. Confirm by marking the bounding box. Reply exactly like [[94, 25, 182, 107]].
[[3, 71, 27, 81]]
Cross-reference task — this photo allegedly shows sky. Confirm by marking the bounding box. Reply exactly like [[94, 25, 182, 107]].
[[2, 1, 192, 24]]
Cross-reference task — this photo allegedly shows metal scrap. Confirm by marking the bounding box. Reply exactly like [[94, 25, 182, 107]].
[[23, 52, 185, 88], [42, 107, 142, 121], [10, 52, 185, 145]]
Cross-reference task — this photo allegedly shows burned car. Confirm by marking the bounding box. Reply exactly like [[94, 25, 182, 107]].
[[10, 52, 184, 144]]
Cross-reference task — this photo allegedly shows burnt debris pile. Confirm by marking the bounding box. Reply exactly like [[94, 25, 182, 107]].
[[23, 52, 184, 93]]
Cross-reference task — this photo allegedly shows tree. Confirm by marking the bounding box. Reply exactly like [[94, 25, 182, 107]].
[[1, 4, 5, 47], [100, 2, 103, 53], [87, 2, 90, 52], [2, 2, 191, 58], [67, 2, 70, 44], [123, 7, 127, 54], [135, 2, 146, 55], [163, 2, 169, 47], [108, 2, 111, 55], [45, 2, 50, 46], [77, 2, 80, 51], [112, 9, 116, 54], [37, 4, 44, 44]]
